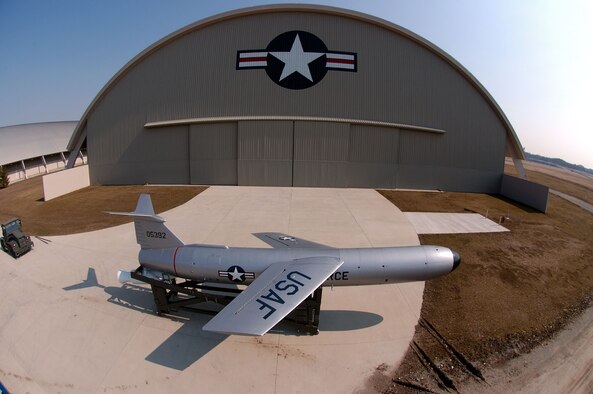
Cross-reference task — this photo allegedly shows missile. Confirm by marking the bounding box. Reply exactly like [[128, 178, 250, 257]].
[[110, 194, 460, 335]]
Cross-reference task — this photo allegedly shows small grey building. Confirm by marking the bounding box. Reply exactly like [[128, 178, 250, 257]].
[[67, 4, 524, 192]]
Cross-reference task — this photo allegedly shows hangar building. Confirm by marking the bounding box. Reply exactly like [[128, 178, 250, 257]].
[[67, 4, 525, 192], [0, 121, 84, 184]]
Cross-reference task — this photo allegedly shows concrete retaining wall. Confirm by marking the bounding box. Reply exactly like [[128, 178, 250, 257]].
[[500, 174, 549, 213], [43, 165, 90, 201]]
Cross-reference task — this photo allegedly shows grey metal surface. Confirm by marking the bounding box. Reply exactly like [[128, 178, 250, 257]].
[[202, 257, 343, 336], [293, 121, 350, 187], [139, 242, 457, 290], [145, 115, 446, 133], [0, 121, 77, 166], [348, 125, 399, 188], [500, 174, 549, 212], [253, 232, 332, 249], [69, 5, 521, 191], [190, 123, 237, 185], [238, 121, 293, 186], [117, 194, 458, 295], [90, 124, 189, 185]]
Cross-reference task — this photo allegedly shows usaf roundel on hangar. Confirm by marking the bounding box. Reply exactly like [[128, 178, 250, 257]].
[[236, 30, 357, 89]]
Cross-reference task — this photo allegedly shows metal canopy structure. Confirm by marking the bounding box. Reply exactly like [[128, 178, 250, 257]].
[[1, 121, 80, 183], [0, 121, 77, 167]]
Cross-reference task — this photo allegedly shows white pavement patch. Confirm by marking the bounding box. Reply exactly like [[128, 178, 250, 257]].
[[404, 212, 509, 234], [0, 187, 425, 394]]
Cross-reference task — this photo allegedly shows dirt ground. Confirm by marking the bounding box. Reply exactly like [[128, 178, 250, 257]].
[[0, 177, 206, 235], [378, 170, 593, 392], [462, 299, 593, 393]]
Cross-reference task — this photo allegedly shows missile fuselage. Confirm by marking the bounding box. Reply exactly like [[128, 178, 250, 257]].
[[138, 244, 459, 286]]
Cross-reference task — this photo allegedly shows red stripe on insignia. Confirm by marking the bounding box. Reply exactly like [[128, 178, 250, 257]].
[[240, 56, 267, 62], [327, 58, 355, 64]]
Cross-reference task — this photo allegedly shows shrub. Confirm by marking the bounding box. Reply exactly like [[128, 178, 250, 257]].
[[0, 165, 9, 188]]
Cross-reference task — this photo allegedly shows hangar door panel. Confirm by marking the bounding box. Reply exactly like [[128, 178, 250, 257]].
[[238, 121, 293, 186], [348, 125, 399, 188], [129, 125, 189, 185], [293, 121, 350, 187], [190, 123, 237, 185]]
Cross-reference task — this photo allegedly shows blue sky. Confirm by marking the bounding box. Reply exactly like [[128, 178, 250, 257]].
[[1, 0, 591, 168]]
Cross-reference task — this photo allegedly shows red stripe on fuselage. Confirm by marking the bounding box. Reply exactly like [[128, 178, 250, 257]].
[[173, 247, 180, 276]]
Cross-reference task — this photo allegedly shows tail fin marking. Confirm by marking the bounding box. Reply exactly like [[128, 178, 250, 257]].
[[107, 194, 184, 249]]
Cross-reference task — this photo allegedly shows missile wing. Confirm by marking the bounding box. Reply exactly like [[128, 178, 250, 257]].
[[253, 232, 332, 249], [202, 256, 343, 335]]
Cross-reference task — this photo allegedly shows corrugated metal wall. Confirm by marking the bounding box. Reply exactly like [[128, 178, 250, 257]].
[[293, 121, 349, 187], [234, 121, 402, 188], [85, 9, 509, 191], [238, 121, 293, 186], [348, 125, 399, 188], [89, 122, 189, 184], [190, 123, 237, 185]]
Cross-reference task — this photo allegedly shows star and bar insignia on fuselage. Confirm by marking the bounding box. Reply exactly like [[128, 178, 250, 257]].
[[218, 265, 256, 283]]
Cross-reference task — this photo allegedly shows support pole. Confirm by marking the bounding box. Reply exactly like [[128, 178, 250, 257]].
[[513, 157, 526, 179], [41, 155, 48, 174], [21, 160, 27, 179]]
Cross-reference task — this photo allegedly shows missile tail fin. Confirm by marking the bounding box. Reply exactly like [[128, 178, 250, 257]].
[[107, 194, 184, 249]]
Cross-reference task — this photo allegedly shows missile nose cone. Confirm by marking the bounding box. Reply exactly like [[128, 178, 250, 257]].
[[451, 250, 461, 271]]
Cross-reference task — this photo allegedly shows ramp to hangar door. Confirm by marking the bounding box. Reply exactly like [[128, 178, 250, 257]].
[[188, 120, 401, 187]]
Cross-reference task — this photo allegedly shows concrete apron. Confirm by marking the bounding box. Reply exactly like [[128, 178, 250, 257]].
[[0, 186, 423, 393]]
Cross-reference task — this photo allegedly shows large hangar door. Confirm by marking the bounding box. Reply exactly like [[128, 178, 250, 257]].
[[189, 123, 237, 185], [238, 121, 293, 186], [135, 125, 190, 184], [348, 125, 399, 188], [293, 121, 350, 187]]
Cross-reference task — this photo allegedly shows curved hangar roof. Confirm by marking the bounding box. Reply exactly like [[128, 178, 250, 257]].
[[68, 4, 524, 191], [1, 121, 78, 166]]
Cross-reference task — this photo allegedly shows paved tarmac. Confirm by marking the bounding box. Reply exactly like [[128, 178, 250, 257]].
[[0, 187, 423, 393], [550, 189, 593, 216]]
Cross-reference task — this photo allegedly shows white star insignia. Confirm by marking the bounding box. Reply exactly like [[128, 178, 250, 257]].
[[229, 267, 244, 281], [270, 34, 324, 81]]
